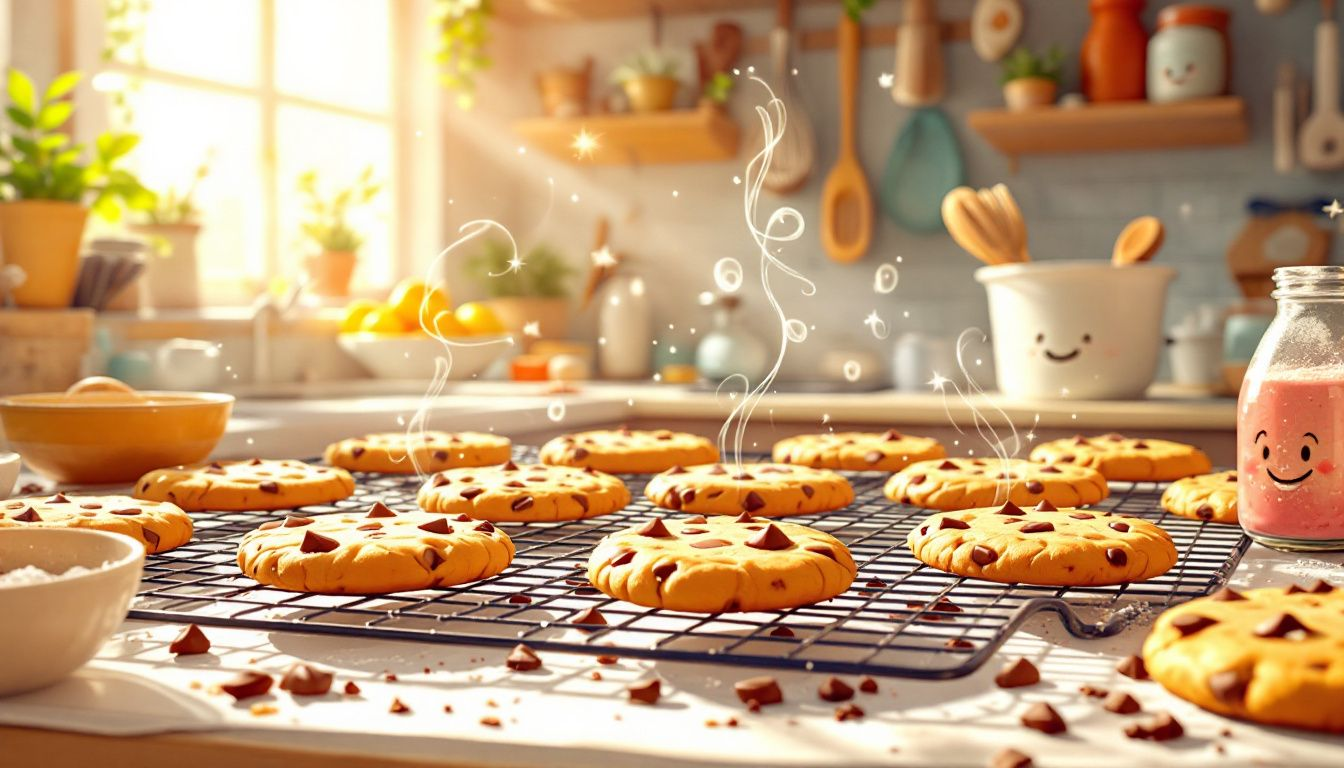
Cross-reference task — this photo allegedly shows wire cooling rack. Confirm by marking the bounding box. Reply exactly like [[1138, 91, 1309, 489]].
[[127, 449, 1250, 679]]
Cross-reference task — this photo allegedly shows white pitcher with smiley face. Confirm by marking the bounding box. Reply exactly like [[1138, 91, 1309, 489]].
[[1240, 266, 1344, 551]]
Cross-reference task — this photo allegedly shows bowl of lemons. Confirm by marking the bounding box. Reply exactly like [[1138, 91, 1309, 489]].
[[337, 279, 514, 380]]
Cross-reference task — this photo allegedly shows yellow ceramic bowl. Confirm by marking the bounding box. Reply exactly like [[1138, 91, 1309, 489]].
[[0, 380, 233, 484]]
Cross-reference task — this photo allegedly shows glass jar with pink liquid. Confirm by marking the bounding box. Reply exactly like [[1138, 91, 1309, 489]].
[[1239, 266, 1344, 551]]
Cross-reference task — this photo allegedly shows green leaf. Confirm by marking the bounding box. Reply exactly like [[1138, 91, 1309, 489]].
[[96, 132, 139, 160], [10, 136, 39, 159], [36, 100, 73, 131], [43, 71, 81, 102], [37, 133, 69, 151], [5, 105, 33, 129], [6, 69, 36, 116], [91, 191, 122, 221]]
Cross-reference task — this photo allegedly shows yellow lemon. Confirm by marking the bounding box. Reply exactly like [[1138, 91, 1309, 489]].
[[389, 278, 451, 329], [454, 301, 505, 335], [340, 299, 381, 334], [359, 306, 409, 334], [428, 309, 469, 338]]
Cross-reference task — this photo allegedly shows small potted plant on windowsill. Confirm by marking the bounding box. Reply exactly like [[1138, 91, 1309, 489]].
[[1000, 47, 1065, 111], [611, 49, 681, 113], [297, 166, 381, 298], [464, 240, 574, 339], [0, 69, 155, 308], [131, 157, 210, 309]]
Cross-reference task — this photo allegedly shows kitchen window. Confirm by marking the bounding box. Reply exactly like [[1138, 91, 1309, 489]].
[[74, 0, 428, 305]]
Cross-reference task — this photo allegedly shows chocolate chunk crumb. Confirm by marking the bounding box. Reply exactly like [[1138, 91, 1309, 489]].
[[834, 703, 864, 721], [506, 644, 542, 671], [627, 679, 661, 705], [280, 663, 334, 696], [169, 624, 211, 655], [1020, 702, 1066, 735], [734, 676, 783, 707], [1103, 690, 1141, 714], [1115, 655, 1149, 680], [990, 748, 1034, 768], [220, 671, 273, 701], [818, 676, 854, 702], [995, 658, 1040, 689]]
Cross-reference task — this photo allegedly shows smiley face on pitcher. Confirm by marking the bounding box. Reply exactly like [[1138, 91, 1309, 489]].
[[1251, 429, 1335, 491]]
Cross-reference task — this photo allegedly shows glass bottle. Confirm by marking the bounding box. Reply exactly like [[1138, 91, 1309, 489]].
[[1239, 266, 1344, 551]]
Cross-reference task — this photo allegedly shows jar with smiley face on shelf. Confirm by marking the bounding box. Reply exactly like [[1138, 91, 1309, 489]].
[[1147, 4, 1231, 104], [1239, 266, 1344, 551]]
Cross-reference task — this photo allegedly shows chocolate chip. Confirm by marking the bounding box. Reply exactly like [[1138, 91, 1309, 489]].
[[572, 447, 590, 460], [1116, 655, 1149, 680], [366, 502, 396, 518], [858, 676, 878, 694], [882, 429, 902, 440], [1020, 702, 1066, 735], [743, 491, 767, 513], [1125, 712, 1183, 741], [679, 488, 696, 505], [142, 529, 160, 549], [1020, 521, 1054, 534], [568, 494, 589, 513], [1208, 669, 1249, 705], [12, 508, 40, 522], [220, 671, 273, 700], [666, 465, 685, 474], [937, 460, 959, 470], [300, 530, 340, 554], [864, 450, 883, 464], [733, 511, 757, 524], [350, 446, 366, 458], [684, 515, 708, 524], [938, 516, 971, 530], [990, 748, 1034, 768], [111, 507, 141, 516], [1103, 690, 1142, 714], [995, 658, 1040, 688], [571, 606, 607, 627], [998, 501, 1024, 516], [431, 475, 451, 488], [1253, 612, 1314, 639], [1024, 480, 1044, 494], [258, 481, 279, 494], [280, 663, 334, 696], [1171, 613, 1218, 637], [1034, 500, 1057, 512], [432, 450, 449, 461], [474, 521, 495, 533], [506, 644, 542, 671], [769, 626, 794, 638], [628, 679, 661, 705], [690, 538, 731, 549], [501, 460, 519, 471], [732, 472, 755, 481], [283, 515, 314, 527], [746, 523, 794, 551], [1133, 441, 1149, 449], [169, 624, 211, 655], [1079, 684, 1108, 698], [389, 697, 411, 714], [47, 493, 70, 504], [343, 681, 361, 695], [1309, 579, 1335, 594], [652, 562, 677, 582], [418, 517, 453, 534], [818, 677, 854, 702], [971, 545, 998, 565], [1109, 521, 1130, 533], [707, 464, 727, 475], [1058, 454, 1075, 463], [1106, 548, 1128, 567], [504, 480, 526, 489], [511, 496, 535, 512], [609, 550, 636, 567], [733, 676, 782, 707], [635, 518, 673, 538], [834, 703, 864, 721], [1040, 465, 1062, 474], [804, 544, 838, 560], [459, 487, 484, 501]]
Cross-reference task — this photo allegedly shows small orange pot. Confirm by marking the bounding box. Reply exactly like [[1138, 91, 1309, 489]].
[[1003, 77, 1058, 111], [0, 201, 89, 308], [622, 75, 680, 113], [305, 250, 357, 297]]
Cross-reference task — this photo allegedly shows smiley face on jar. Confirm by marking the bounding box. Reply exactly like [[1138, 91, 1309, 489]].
[[1251, 428, 1335, 491]]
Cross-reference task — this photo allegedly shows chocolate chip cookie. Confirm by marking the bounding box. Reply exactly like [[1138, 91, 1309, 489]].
[[644, 462, 853, 517], [324, 431, 511, 474], [906, 502, 1177, 586], [772, 430, 945, 472], [237, 502, 514, 593], [417, 460, 630, 522], [1143, 581, 1344, 733], [1161, 470, 1238, 524], [1029, 434, 1211, 482], [0, 494, 192, 553], [539, 428, 719, 474], [587, 515, 856, 612], [134, 459, 355, 511], [884, 457, 1109, 511]]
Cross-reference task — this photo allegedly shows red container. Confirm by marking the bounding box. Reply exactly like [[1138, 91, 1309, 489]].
[[1082, 0, 1149, 102]]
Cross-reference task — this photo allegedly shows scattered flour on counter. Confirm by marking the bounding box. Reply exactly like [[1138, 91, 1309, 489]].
[[0, 563, 107, 587]]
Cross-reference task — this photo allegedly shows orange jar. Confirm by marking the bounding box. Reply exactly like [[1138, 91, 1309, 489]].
[[1082, 0, 1149, 102]]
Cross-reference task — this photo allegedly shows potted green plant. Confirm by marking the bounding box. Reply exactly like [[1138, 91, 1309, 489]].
[[297, 166, 381, 298], [131, 157, 209, 309], [464, 240, 573, 338], [611, 49, 681, 113], [0, 69, 154, 308], [1000, 47, 1065, 111]]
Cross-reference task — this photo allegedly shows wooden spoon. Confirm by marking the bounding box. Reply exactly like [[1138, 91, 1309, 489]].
[[821, 14, 873, 263], [942, 188, 1003, 266], [990, 183, 1029, 261], [1112, 216, 1165, 265]]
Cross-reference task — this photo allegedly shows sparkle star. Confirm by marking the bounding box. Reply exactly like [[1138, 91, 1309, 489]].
[[1325, 199, 1344, 219], [928, 372, 952, 392], [572, 129, 600, 160], [522, 321, 540, 337], [590, 245, 617, 267], [877, 72, 894, 89]]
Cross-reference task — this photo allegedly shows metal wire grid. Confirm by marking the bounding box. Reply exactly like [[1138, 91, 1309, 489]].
[[127, 452, 1250, 679]]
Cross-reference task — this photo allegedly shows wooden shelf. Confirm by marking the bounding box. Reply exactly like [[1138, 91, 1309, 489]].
[[496, 0, 827, 24], [966, 97, 1250, 164], [513, 105, 739, 165]]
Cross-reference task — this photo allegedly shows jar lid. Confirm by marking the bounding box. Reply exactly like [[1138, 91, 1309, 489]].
[[1157, 4, 1230, 32], [1090, 0, 1145, 10]]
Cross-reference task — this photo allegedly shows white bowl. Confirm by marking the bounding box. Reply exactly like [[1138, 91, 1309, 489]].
[[0, 528, 144, 696], [338, 334, 513, 381], [0, 452, 18, 498], [976, 261, 1176, 400]]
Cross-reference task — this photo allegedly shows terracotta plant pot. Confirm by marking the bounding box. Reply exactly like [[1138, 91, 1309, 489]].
[[482, 296, 571, 339], [305, 251, 357, 297], [0, 201, 89, 308], [131, 222, 201, 309], [1003, 77, 1059, 111], [622, 75, 680, 113], [537, 58, 593, 117]]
